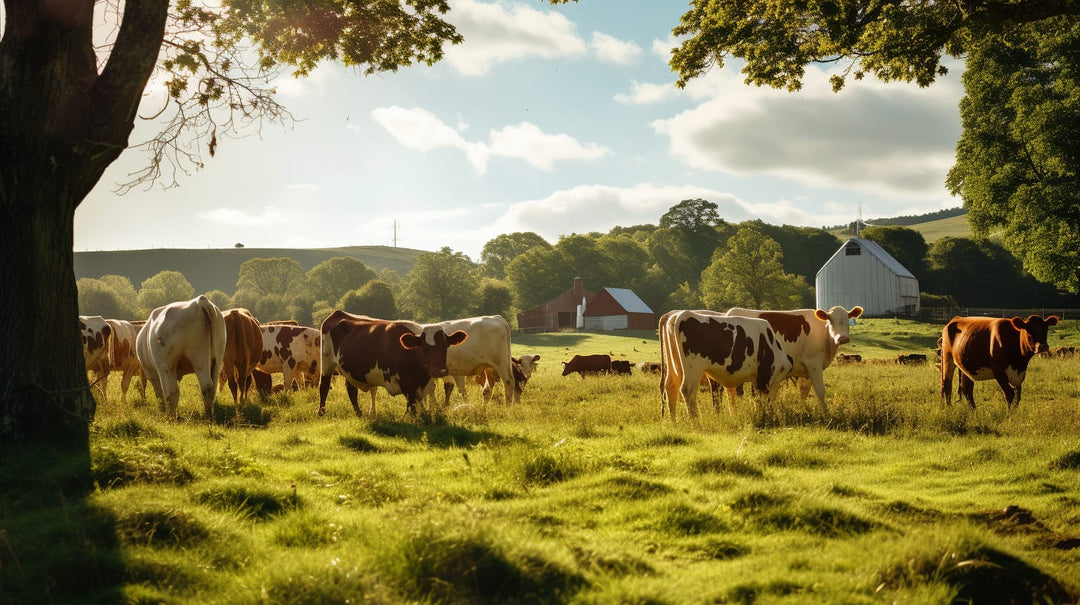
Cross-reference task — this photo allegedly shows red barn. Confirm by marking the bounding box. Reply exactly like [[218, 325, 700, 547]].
[[582, 288, 655, 330], [517, 277, 595, 332]]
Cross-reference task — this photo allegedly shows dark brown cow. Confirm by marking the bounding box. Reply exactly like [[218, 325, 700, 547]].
[[561, 354, 611, 377], [940, 315, 1059, 408], [1053, 346, 1076, 358], [222, 308, 263, 404], [896, 353, 927, 365], [318, 311, 468, 417], [836, 353, 862, 364], [611, 360, 632, 375]]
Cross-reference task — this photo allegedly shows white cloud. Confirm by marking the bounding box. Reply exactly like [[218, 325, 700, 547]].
[[614, 79, 679, 105], [199, 206, 287, 227], [590, 32, 642, 65], [652, 61, 964, 198], [488, 122, 610, 171], [442, 0, 587, 76], [371, 106, 608, 173]]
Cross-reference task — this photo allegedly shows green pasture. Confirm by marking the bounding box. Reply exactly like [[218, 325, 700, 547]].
[[4, 320, 1080, 604]]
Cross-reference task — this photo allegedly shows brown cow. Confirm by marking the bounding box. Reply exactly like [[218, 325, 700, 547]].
[[611, 359, 633, 375], [1053, 346, 1076, 358], [106, 318, 145, 400], [222, 308, 263, 404], [561, 354, 611, 377], [940, 315, 1059, 408], [318, 311, 468, 417], [896, 353, 927, 365]]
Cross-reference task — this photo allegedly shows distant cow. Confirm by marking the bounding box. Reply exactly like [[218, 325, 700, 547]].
[[1053, 346, 1076, 358], [136, 296, 227, 419], [318, 311, 468, 417], [79, 315, 112, 396], [222, 308, 263, 404], [896, 353, 927, 365], [611, 360, 632, 375], [256, 324, 321, 391], [475, 354, 541, 403], [836, 353, 863, 364], [437, 316, 516, 406], [660, 310, 793, 421], [725, 306, 864, 411], [561, 354, 612, 377], [637, 361, 662, 374], [940, 314, 1059, 408], [106, 318, 145, 400]]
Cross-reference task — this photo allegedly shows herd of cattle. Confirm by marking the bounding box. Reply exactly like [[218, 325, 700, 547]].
[[78, 295, 1067, 422]]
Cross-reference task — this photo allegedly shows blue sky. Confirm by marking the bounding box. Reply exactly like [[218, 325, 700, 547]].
[[75, 0, 965, 260]]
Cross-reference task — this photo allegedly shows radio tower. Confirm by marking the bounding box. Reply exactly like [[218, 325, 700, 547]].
[[392, 219, 398, 248]]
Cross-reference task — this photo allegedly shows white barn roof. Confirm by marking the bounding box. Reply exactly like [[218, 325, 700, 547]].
[[604, 288, 654, 314]]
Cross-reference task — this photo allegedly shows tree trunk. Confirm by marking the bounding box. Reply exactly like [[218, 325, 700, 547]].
[[0, 0, 170, 447]]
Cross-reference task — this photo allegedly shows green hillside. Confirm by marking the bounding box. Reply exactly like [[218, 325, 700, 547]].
[[905, 213, 972, 242], [74, 245, 424, 294]]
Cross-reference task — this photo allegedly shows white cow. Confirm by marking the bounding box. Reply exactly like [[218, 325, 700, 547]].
[[437, 315, 516, 406], [474, 354, 541, 403], [660, 310, 793, 421], [255, 323, 321, 390], [136, 296, 227, 419], [725, 306, 863, 411]]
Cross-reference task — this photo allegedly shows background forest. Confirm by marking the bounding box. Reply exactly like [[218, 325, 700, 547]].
[[76, 199, 1080, 327]]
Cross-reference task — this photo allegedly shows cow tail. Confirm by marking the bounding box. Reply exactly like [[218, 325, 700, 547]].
[[199, 296, 221, 380]]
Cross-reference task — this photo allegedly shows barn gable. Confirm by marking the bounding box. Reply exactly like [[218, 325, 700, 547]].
[[815, 238, 920, 317], [517, 277, 595, 332]]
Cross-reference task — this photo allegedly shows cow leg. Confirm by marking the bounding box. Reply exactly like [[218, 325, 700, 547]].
[[500, 375, 514, 406], [198, 372, 217, 420], [958, 373, 977, 409], [119, 369, 134, 401], [368, 390, 377, 416], [345, 383, 361, 417], [807, 373, 827, 412], [723, 387, 739, 415], [680, 375, 700, 420], [442, 379, 455, 406], [318, 374, 333, 416], [940, 356, 955, 405], [993, 370, 1017, 408], [158, 368, 180, 418], [708, 378, 721, 413], [662, 369, 680, 421]]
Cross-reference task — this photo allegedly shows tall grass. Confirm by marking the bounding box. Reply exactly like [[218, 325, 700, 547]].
[[5, 327, 1080, 603]]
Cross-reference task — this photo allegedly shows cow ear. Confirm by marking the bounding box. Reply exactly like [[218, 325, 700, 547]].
[[848, 306, 864, 319], [447, 330, 468, 346], [534, 355, 540, 361], [399, 332, 424, 350], [1045, 315, 1060, 327], [814, 309, 829, 322], [1009, 316, 1027, 331]]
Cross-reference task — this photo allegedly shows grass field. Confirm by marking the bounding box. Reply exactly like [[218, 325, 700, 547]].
[[4, 319, 1080, 604]]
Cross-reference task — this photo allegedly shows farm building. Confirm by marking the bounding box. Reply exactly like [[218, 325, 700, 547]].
[[582, 288, 655, 330], [517, 277, 595, 332], [516, 279, 655, 332], [816, 238, 920, 317]]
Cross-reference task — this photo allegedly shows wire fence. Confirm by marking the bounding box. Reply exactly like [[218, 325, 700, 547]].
[[916, 307, 1080, 323]]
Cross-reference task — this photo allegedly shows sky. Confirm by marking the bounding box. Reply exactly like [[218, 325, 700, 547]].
[[74, 0, 966, 261]]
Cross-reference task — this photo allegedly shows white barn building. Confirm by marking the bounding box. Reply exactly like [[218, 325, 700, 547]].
[[816, 238, 920, 317]]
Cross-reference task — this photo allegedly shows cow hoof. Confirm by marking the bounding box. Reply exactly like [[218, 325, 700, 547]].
[[317, 408, 325, 417]]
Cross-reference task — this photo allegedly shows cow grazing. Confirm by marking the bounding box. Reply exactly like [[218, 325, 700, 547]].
[[611, 360, 632, 375], [561, 354, 611, 377], [222, 308, 264, 404], [896, 353, 928, 365], [836, 353, 862, 364], [660, 310, 793, 421], [106, 318, 145, 400], [637, 361, 662, 374], [79, 315, 112, 395], [725, 306, 864, 411], [940, 315, 1059, 408], [256, 324, 321, 391], [1053, 346, 1076, 358], [437, 316, 516, 406], [475, 354, 541, 403], [318, 311, 468, 417], [136, 296, 227, 419]]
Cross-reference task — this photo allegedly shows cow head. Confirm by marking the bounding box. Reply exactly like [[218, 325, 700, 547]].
[[1011, 315, 1059, 355], [399, 328, 468, 378], [517, 354, 540, 379], [814, 306, 863, 346]]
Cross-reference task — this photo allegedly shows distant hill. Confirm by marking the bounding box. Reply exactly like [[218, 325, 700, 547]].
[[830, 207, 972, 242], [74, 245, 425, 295]]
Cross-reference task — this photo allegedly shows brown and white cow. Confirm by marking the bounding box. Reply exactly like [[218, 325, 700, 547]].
[[561, 354, 611, 377], [256, 323, 321, 391], [105, 318, 145, 400], [318, 310, 468, 417], [437, 315, 516, 406], [136, 296, 227, 419], [725, 306, 864, 411], [221, 308, 263, 404], [660, 310, 793, 421], [940, 315, 1059, 408], [474, 354, 541, 403], [658, 309, 727, 415], [79, 315, 112, 396]]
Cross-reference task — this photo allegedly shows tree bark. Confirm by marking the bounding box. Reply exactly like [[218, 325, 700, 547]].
[[0, 0, 170, 446]]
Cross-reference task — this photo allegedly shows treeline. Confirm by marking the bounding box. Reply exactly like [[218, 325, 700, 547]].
[[77, 200, 1079, 327]]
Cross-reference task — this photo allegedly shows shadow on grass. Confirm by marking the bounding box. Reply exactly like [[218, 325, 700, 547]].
[[0, 441, 124, 604], [369, 419, 513, 449]]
